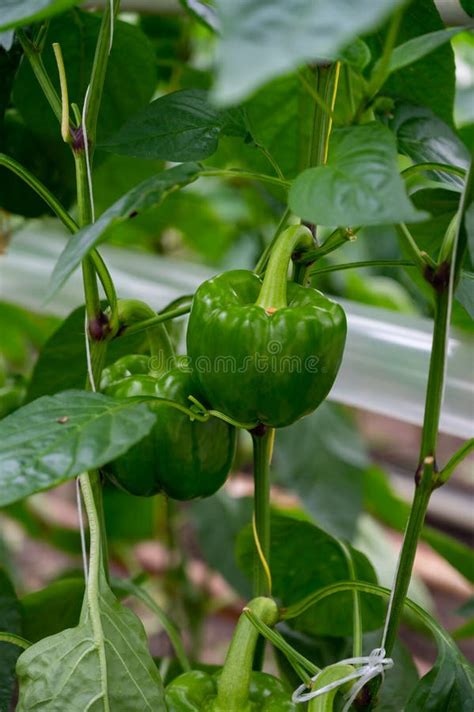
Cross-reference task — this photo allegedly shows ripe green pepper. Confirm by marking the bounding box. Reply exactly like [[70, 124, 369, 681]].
[[102, 300, 236, 500], [187, 226, 347, 428], [166, 597, 296, 711]]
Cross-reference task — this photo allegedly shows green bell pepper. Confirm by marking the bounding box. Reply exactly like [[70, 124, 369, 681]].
[[187, 225, 347, 428], [166, 597, 296, 711], [102, 300, 236, 500]]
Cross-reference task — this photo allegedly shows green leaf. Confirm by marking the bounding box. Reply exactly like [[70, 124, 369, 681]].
[[211, 0, 406, 104], [456, 271, 474, 320], [101, 89, 247, 161], [0, 390, 156, 505], [236, 511, 384, 636], [273, 403, 366, 539], [387, 27, 464, 74], [0, 568, 22, 712], [27, 303, 148, 401], [103, 483, 157, 542], [16, 570, 166, 710], [289, 122, 426, 226], [406, 629, 474, 711], [0, 110, 75, 217], [13, 10, 156, 141], [0, 0, 78, 31], [191, 491, 253, 597], [47, 162, 201, 299], [391, 104, 469, 190], [245, 73, 313, 179], [366, 0, 456, 126], [21, 579, 84, 643]]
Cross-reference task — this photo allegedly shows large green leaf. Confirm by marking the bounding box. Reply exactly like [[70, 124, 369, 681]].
[[16, 569, 166, 710], [27, 304, 148, 401], [21, 579, 84, 643], [0, 390, 156, 505], [236, 511, 384, 636], [367, 0, 456, 126], [273, 403, 366, 539], [245, 73, 313, 179], [289, 122, 426, 226], [387, 27, 464, 75], [48, 162, 201, 299], [13, 10, 156, 141], [0, 568, 22, 712], [101, 89, 247, 161], [211, 0, 406, 104], [391, 104, 469, 190], [0, 0, 78, 30], [406, 629, 474, 711]]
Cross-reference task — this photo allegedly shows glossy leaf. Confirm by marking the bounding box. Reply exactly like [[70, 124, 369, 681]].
[[48, 162, 201, 299], [0, 390, 156, 505], [0, 0, 78, 31], [16, 569, 166, 710], [101, 89, 247, 161], [391, 104, 469, 190], [273, 403, 366, 538], [21, 579, 84, 643], [0, 568, 22, 712], [27, 304, 148, 401], [406, 630, 474, 711], [456, 271, 474, 320], [289, 122, 426, 226], [387, 27, 464, 74], [13, 10, 156, 141], [211, 0, 406, 104], [236, 511, 384, 636]]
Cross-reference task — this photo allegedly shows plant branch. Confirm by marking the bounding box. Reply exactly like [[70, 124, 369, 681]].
[[16, 28, 63, 124], [309, 259, 415, 276], [437, 438, 474, 487], [251, 428, 275, 598], [201, 168, 289, 189], [117, 304, 191, 338], [401, 162, 466, 182]]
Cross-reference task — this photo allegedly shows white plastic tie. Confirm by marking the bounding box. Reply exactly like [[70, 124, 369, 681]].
[[292, 648, 394, 709]]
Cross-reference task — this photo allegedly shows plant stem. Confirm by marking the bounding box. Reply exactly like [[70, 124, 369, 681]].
[[301, 226, 360, 266], [0, 153, 117, 313], [201, 168, 289, 189], [254, 207, 292, 276], [363, 6, 404, 106], [85, 0, 120, 149], [307, 63, 341, 168], [118, 304, 191, 338], [376, 287, 451, 666], [251, 428, 275, 598], [0, 632, 31, 649], [256, 225, 314, 311], [309, 259, 415, 276], [16, 28, 63, 124], [401, 162, 466, 181], [396, 223, 428, 274]]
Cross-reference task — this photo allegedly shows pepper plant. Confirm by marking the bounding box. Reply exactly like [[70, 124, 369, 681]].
[[0, 0, 473, 710]]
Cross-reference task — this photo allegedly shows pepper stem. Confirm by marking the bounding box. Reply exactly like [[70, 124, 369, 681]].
[[212, 597, 279, 712], [256, 225, 314, 312], [117, 299, 176, 370]]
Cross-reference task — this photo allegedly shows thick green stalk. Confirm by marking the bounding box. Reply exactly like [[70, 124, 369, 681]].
[[307, 63, 340, 168], [251, 428, 275, 598], [213, 597, 278, 712], [256, 225, 313, 311]]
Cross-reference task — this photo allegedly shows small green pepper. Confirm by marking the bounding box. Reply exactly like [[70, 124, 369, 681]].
[[187, 226, 347, 428], [102, 300, 236, 500], [166, 598, 296, 711]]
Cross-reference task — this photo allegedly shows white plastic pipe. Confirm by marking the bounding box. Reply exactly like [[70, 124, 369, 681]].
[[1, 221, 473, 438]]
